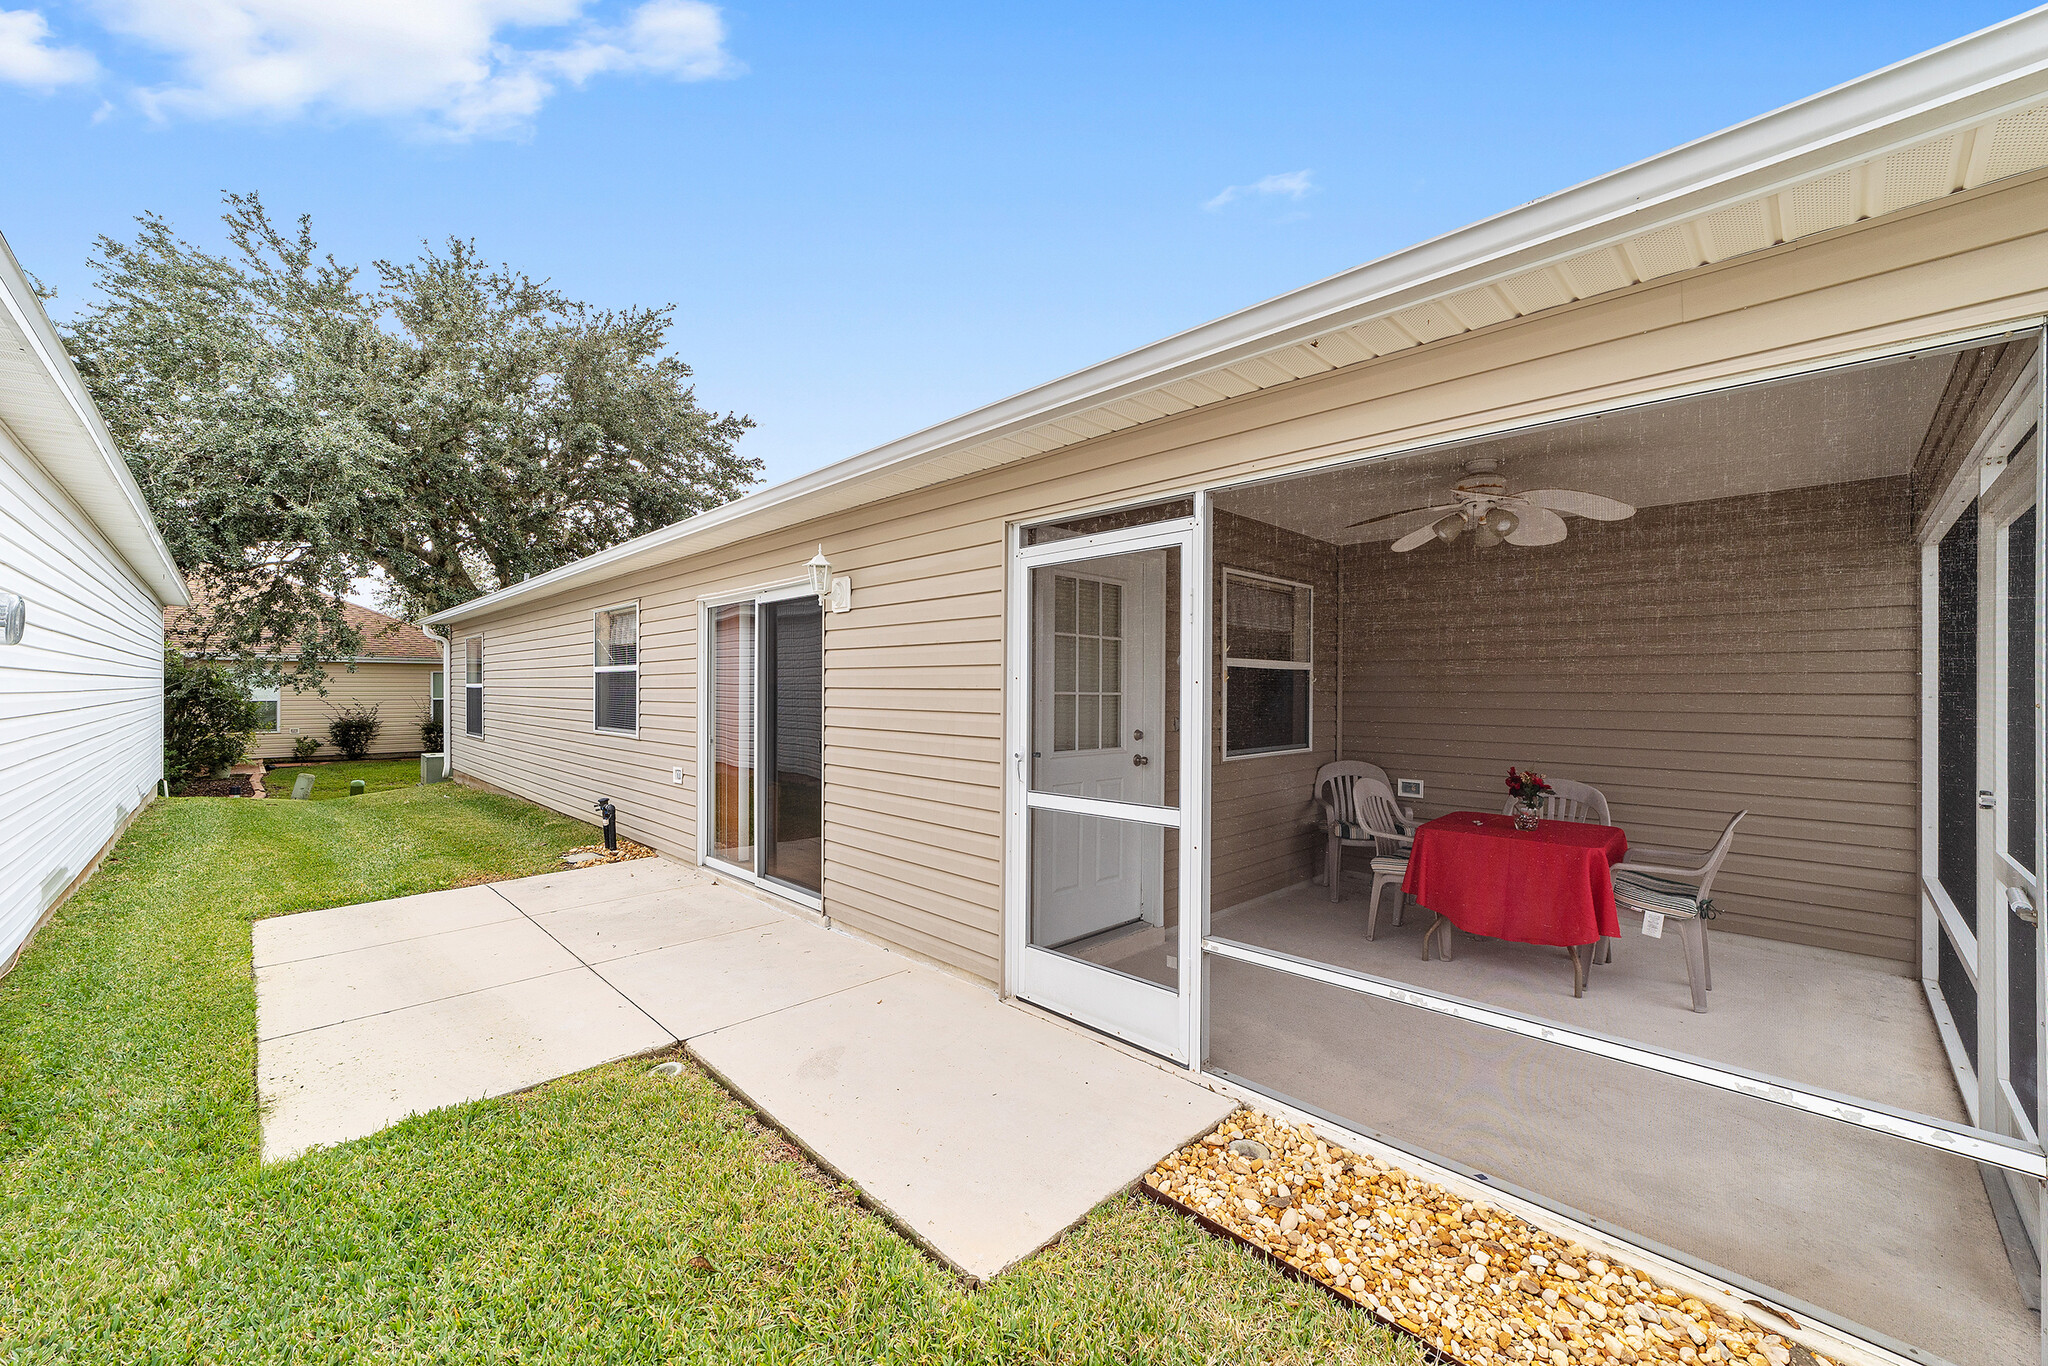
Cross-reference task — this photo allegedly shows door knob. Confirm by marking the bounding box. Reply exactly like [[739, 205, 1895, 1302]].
[[1132, 754, 1150, 767], [2010, 886, 2037, 926]]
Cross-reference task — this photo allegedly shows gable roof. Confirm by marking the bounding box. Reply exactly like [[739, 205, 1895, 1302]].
[[0, 232, 187, 607], [428, 6, 2048, 629], [167, 590, 442, 662]]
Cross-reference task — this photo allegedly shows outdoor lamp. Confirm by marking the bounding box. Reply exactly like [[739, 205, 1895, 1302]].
[[0, 589, 23, 646], [807, 547, 852, 613]]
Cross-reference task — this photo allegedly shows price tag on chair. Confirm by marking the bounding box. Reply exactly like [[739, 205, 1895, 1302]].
[[1640, 911, 1665, 938]]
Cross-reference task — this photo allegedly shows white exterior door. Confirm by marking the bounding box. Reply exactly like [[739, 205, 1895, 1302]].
[[1029, 555, 1167, 945], [1007, 512, 1206, 1063]]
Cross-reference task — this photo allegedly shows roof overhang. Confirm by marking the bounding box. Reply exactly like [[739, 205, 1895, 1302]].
[[427, 5, 2048, 629], [0, 233, 187, 607]]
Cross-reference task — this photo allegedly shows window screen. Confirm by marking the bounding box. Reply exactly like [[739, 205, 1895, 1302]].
[[1224, 571, 1310, 757], [595, 606, 638, 733]]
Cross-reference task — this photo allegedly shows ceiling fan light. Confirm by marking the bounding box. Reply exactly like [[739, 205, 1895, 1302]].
[[1431, 512, 1466, 544], [1484, 507, 1520, 538], [1471, 523, 1505, 549]]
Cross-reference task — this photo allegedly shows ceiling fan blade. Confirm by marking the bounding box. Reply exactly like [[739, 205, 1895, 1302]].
[[1505, 505, 1567, 546], [1346, 502, 1455, 530], [1515, 488, 1635, 521], [1390, 523, 1442, 552]]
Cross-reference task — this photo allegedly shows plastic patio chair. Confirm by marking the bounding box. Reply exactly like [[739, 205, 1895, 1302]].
[[1609, 810, 1749, 1013], [1315, 765, 1415, 939]]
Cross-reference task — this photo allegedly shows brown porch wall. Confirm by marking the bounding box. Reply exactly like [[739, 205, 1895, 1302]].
[[1209, 510, 1339, 911], [1334, 475, 1918, 965]]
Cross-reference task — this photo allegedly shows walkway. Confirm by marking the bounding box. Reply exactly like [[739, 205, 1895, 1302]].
[[253, 858, 1233, 1280]]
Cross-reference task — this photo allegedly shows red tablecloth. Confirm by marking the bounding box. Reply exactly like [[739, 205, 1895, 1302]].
[[1401, 812, 1628, 948]]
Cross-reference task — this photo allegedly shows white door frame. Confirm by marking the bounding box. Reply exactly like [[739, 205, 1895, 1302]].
[[1003, 502, 1210, 1064]]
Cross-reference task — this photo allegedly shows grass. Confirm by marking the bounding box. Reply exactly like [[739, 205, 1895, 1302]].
[[266, 757, 425, 799], [0, 784, 1417, 1365]]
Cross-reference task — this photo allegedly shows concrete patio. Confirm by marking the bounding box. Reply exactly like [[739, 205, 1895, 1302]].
[[253, 857, 1234, 1281]]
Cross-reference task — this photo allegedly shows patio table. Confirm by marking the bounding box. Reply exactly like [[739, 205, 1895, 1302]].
[[1402, 811, 1628, 995]]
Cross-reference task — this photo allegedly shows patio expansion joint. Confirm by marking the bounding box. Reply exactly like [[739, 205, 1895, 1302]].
[[257, 963, 608, 1044], [486, 882, 681, 1045], [255, 908, 526, 969], [676, 966, 917, 1044]]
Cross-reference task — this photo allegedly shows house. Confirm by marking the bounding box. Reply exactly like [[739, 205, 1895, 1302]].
[[0, 231, 188, 974], [164, 593, 445, 763], [422, 14, 2048, 1365]]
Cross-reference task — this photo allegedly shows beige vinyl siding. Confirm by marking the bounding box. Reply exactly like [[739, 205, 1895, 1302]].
[[255, 660, 441, 761], [1210, 511, 1340, 911], [1338, 477, 1919, 965], [446, 170, 2048, 987]]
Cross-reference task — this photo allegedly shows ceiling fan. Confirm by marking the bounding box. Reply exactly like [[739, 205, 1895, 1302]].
[[1347, 456, 1636, 551]]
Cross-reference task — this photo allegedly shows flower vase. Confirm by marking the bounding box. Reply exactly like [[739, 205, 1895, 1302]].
[[1513, 799, 1543, 831]]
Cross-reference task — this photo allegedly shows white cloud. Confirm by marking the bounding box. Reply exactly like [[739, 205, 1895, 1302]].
[[0, 9, 99, 88], [1204, 169, 1315, 212], [78, 0, 738, 137]]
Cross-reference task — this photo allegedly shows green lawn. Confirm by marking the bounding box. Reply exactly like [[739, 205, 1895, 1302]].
[[266, 757, 425, 799], [0, 784, 1414, 1365]]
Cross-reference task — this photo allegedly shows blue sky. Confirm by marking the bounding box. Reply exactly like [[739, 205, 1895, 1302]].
[[1, 2, 2029, 488]]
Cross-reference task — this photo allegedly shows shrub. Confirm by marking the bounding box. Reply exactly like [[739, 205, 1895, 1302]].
[[421, 712, 444, 754], [328, 702, 382, 760], [291, 735, 322, 760], [163, 649, 261, 785]]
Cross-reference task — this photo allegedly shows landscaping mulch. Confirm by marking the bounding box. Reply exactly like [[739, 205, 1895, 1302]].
[[172, 774, 262, 798], [559, 838, 657, 866], [1145, 1111, 1818, 1366]]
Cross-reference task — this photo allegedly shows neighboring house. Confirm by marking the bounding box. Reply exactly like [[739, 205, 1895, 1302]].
[[0, 231, 188, 974], [423, 18, 2048, 1365], [164, 595, 444, 762]]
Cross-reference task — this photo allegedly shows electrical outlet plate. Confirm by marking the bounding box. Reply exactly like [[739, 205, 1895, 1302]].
[[672, 766, 686, 785], [1396, 778, 1425, 800]]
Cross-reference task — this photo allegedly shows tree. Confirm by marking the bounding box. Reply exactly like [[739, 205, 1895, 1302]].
[[163, 648, 263, 785], [65, 193, 759, 687]]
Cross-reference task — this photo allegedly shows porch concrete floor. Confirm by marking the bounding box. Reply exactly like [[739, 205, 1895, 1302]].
[[1190, 881, 2032, 1366], [253, 858, 1233, 1281], [1193, 881, 1966, 1119]]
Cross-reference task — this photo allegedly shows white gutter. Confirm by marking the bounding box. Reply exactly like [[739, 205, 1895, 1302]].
[[427, 6, 2048, 630], [0, 233, 188, 608]]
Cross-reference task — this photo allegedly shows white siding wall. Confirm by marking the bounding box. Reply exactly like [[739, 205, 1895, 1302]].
[[0, 426, 165, 968]]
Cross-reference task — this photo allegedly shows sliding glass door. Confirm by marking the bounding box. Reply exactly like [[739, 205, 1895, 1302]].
[[706, 588, 824, 899]]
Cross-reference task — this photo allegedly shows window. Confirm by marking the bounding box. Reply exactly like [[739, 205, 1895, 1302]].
[[429, 670, 444, 729], [464, 637, 484, 737], [595, 604, 639, 734], [248, 682, 281, 733], [1051, 573, 1122, 752], [1224, 569, 1311, 757]]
